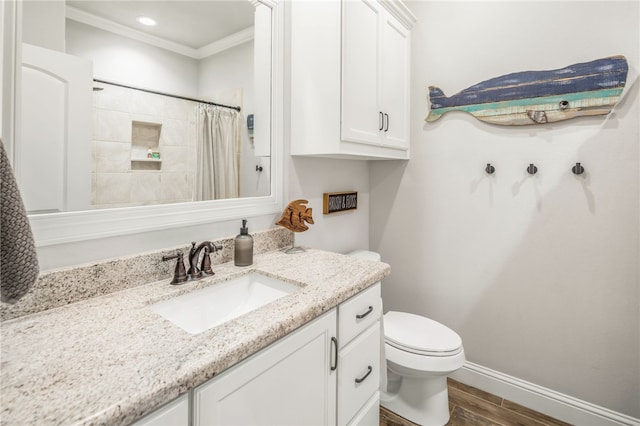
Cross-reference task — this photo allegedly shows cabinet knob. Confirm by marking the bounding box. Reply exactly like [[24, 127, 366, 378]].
[[379, 112, 384, 131], [384, 113, 389, 132]]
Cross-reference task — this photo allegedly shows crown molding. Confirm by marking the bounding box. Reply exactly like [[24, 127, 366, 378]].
[[379, 0, 417, 30], [65, 6, 253, 60], [197, 27, 254, 59], [66, 6, 198, 58]]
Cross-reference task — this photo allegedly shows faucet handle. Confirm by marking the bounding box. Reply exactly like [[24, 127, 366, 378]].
[[162, 251, 188, 285], [201, 247, 214, 275]]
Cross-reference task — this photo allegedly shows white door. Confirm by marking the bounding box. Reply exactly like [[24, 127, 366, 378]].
[[19, 43, 92, 213], [194, 309, 338, 425], [380, 15, 410, 150], [341, 0, 381, 146]]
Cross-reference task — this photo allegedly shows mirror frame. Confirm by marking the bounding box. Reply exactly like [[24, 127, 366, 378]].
[[2, 0, 283, 246]]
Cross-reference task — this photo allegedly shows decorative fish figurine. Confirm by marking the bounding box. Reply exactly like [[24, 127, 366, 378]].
[[275, 199, 314, 232], [426, 55, 628, 125]]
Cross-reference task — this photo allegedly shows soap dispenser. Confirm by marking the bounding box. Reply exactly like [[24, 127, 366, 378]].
[[234, 219, 253, 266]]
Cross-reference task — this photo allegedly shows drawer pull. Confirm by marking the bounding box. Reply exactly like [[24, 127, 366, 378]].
[[355, 365, 373, 384], [330, 337, 338, 371], [356, 305, 373, 320]]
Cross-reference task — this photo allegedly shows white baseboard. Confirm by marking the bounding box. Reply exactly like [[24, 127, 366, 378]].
[[449, 362, 640, 426]]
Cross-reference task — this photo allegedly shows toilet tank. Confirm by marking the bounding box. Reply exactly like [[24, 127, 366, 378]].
[[347, 250, 381, 262]]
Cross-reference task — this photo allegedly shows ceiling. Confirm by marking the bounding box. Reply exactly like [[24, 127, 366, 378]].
[[66, 1, 255, 49]]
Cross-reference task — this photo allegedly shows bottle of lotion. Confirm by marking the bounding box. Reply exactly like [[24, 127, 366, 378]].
[[234, 219, 253, 266]]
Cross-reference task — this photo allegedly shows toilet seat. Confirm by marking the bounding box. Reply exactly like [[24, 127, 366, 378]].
[[384, 311, 463, 357]]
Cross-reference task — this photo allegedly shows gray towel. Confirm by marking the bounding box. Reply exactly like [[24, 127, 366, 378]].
[[1, 139, 39, 303]]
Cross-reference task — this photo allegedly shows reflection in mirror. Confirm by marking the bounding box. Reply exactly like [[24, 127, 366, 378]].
[[20, 0, 271, 215]]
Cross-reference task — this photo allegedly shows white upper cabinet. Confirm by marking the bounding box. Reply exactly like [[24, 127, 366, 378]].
[[289, 0, 415, 160], [341, 0, 410, 152]]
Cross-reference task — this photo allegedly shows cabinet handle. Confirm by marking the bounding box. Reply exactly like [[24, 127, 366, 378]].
[[330, 337, 338, 371], [379, 112, 384, 131], [356, 305, 373, 320], [384, 113, 389, 132], [355, 365, 373, 384]]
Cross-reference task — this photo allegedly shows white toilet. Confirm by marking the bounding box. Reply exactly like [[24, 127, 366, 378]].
[[348, 250, 465, 426]]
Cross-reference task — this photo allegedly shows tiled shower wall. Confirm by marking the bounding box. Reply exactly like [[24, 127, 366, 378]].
[[92, 85, 197, 209]]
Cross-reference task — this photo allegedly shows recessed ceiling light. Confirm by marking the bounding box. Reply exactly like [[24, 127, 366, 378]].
[[136, 16, 157, 26]]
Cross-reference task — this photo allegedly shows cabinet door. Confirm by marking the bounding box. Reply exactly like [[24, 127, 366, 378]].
[[193, 309, 337, 425], [341, 0, 381, 146], [380, 15, 410, 150]]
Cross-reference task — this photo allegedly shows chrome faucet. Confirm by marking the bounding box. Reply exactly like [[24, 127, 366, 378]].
[[188, 241, 222, 279]]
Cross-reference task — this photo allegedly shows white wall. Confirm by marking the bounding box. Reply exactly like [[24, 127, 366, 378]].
[[371, 0, 639, 418], [286, 157, 370, 254], [66, 20, 199, 97], [22, 1, 65, 52]]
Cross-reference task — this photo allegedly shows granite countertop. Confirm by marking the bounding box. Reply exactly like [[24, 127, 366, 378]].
[[0, 248, 390, 425]]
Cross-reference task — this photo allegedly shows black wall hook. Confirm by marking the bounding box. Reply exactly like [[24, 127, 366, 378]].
[[527, 163, 538, 175], [485, 163, 495, 175], [572, 162, 585, 175]]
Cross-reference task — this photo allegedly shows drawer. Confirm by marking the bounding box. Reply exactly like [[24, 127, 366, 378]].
[[338, 321, 380, 426], [339, 282, 381, 347], [347, 392, 379, 426]]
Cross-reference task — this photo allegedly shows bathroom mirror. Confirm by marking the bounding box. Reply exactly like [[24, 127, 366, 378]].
[[3, 0, 284, 246]]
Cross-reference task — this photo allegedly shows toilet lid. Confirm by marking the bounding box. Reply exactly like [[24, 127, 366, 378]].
[[384, 311, 462, 357]]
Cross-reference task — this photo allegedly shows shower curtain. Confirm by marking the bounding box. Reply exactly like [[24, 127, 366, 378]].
[[195, 105, 241, 200]]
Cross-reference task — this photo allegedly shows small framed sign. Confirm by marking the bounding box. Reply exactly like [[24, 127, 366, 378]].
[[323, 191, 358, 214]]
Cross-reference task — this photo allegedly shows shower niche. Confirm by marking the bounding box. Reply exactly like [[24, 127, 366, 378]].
[[131, 120, 162, 171]]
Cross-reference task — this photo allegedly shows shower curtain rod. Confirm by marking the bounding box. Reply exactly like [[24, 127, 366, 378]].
[[93, 78, 242, 112]]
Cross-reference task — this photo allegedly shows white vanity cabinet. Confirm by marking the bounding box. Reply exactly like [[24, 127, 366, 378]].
[[193, 309, 338, 425], [136, 284, 382, 426], [289, 0, 415, 160]]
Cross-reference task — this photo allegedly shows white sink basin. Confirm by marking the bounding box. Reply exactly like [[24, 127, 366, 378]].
[[151, 273, 301, 334]]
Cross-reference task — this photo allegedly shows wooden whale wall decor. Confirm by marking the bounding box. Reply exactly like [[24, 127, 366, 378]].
[[426, 55, 629, 126]]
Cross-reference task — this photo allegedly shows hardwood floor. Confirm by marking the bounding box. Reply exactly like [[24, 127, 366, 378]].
[[380, 378, 572, 426]]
